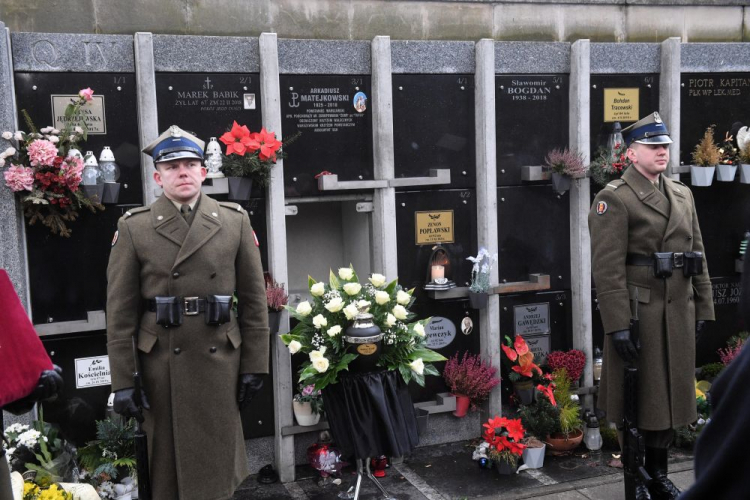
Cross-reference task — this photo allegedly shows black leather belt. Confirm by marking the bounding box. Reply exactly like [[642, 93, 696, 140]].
[[145, 297, 207, 315], [626, 253, 684, 268]]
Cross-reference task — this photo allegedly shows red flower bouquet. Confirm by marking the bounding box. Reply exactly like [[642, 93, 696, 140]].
[[219, 120, 295, 187], [546, 349, 586, 383], [1, 88, 103, 236], [483, 416, 526, 468], [501, 335, 542, 382]]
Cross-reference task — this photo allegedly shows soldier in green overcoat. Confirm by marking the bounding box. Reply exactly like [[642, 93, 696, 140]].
[[589, 113, 714, 500], [106, 126, 269, 500]]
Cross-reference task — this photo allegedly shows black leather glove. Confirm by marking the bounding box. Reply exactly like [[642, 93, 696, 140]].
[[3, 365, 64, 415], [113, 387, 150, 423], [696, 320, 706, 343], [610, 329, 638, 364], [237, 373, 264, 410]]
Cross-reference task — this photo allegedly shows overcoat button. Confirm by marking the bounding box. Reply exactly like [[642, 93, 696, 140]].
[[173, 272, 180, 278], [157, 215, 163, 221], [210, 347, 217, 353], [174, 348, 181, 354], [668, 297, 672, 303], [687, 236, 693, 240]]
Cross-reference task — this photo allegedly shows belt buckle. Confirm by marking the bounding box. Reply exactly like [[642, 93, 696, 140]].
[[673, 252, 684, 268], [184, 296, 200, 316]]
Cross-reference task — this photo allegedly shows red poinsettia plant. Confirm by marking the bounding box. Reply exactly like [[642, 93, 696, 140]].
[[1, 88, 104, 237], [546, 349, 586, 383], [501, 335, 542, 382], [219, 120, 295, 187], [483, 416, 526, 467]]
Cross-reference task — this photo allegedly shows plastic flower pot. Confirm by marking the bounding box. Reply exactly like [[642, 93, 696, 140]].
[[452, 394, 471, 417], [522, 443, 546, 469], [81, 183, 104, 203], [102, 182, 121, 204], [551, 172, 571, 194], [227, 176, 253, 201], [690, 165, 715, 187], [545, 428, 584, 455], [716, 164, 738, 182], [468, 291, 489, 309], [415, 407, 429, 436], [741, 164, 750, 184], [268, 310, 282, 335], [512, 379, 535, 405], [292, 401, 321, 426], [494, 459, 518, 475]]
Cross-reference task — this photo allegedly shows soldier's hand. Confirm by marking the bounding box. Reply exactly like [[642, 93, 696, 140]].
[[237, 373, 264, 410], [696, 320, 706, 344], [610, 329, 639, 363], [113, 387, 150, 423]]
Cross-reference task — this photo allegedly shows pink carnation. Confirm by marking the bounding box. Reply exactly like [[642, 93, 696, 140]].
[[79, 88, 94, 101], [61, 156, 83, 190], [3, 164, 34, 192], [27, 139, 59, 167]]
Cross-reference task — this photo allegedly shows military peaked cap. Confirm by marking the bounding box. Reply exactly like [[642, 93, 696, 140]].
[[143, 125, 205, 164], [622, 112, 673, 146]]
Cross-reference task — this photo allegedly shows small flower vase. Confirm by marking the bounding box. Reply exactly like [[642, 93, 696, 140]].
[[512, 379, 535, 405], [268, 310, 282, 335], [227, 177, 253, 201], [690, 165, 715, 187], [452, 394, 471, 417], [716, 164, 738, 182], [551, 172, 571, 194], [522, 444, 546, 469], [494, 459, 517, 475], [468, 291, 489, 309], [741, 164, 750, 184], [293, 400, 321, 426]]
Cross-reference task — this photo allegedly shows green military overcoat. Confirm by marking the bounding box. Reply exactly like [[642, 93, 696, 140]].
[[106, 194, 269, 500], [589, 166, 714, 431]]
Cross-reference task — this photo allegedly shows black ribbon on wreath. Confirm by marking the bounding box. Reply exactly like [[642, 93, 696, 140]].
[[322, 369, 419, 460]]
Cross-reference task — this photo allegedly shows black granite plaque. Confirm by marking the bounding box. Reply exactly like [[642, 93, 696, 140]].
[[499, 290, 572, 352], [393, 75, 475, 190], [681, 73, 750, 165], [395, 189, 478, 299], [280, 75, 373, 198], [495, 75, 569, 186], [590, 74, 659, 155], [156, 73, 265, 198], [13, 72, 142, 324], [497, 185, 571, 290]]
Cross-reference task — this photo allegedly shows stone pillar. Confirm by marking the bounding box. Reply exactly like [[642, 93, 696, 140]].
[[475, 39, 501, 418], [259, 32, 295, 484], [134, 32, 160, 205], [569, 39, 594, 409], [371, 35, 398, 281], [660, 37, 681, 180]]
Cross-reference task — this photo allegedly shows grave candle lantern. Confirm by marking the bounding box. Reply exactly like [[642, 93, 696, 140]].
[[424, 244, 456, 290]]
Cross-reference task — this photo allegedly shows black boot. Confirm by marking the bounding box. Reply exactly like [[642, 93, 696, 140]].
[[645, 447, 680, 500]]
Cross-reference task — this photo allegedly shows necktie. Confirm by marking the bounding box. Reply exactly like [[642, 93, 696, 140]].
[[181, 204, 191, 219]]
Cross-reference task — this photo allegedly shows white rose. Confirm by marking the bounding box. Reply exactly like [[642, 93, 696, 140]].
[[13, 132, 23, 141], [338, 267, 354, 280], [48, 136, 59, 144], [409, 358, 425, 375], [392, 304, 408, 321], [325, 297, 344, 313], [310, 282, 325, 297], [40, 126, 52, 134], [309, 346, 327, 361], [296, 301, 312, 316], [343, 282, 362, 296], [1, 131, 12, 140], [386, 313, 397, 328], [357, 300, 370, 309], [414, 323, 426, 337], [327, 325, 342, 337], [375, 291, 390, 305], [313, 357, 330, 373], [344, 303, 359, 320], [396, 290, 411, 305], [51, 129, 60, 135], [288, 340, 302, 354], [369, 273, 386, 287], [312, 314, 327, 329]]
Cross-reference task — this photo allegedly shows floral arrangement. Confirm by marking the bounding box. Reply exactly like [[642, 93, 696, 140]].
[[1, 88, 104, 237], [546, 349, 586, 383], [21, 482, 73, 500], [589, 143, 631, 187], [265, 279, 289, 312], [543, 147, 587, 177], [718, 131, 740, 166], [219, 120, 296, 186], [293, 384, 324, 415], [466, 248, 497, 294], [442, 351, 500, 409], [280, 266, 446, 390], [550, 368, 582, 438], [692, 125, 721, 167], [718, 333, 746, 367], [77, 418, 136, 489], [501, 335, 542, 382], [483, 416, 526, 468]]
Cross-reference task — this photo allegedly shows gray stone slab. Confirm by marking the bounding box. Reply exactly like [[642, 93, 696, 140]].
[[591, 43, 660, 74], [245, 436, 275, 475], [578, 480, 626, 500], [669, 469, 695, 491], [415, 410, 481, 447], [10, 33, 133, 72], [391, 41, 474, 74], [278, 39, 370, 74], [495, 42, 570, 74], [682, 42, 750, 72], [532, 491, 591, 500], [152, 35, 259, 73]]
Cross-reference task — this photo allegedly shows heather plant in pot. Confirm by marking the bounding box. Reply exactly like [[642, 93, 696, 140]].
[[543, 147, 586, 194], [442, 351, 500, 417], [265, 277, 288, 335]]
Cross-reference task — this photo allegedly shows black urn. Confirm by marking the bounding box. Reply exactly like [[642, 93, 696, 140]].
[[344, 305, 384, 373]]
